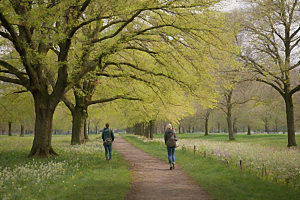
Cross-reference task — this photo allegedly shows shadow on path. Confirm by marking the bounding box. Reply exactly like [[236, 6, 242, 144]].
[[113, 136, 210, 200]]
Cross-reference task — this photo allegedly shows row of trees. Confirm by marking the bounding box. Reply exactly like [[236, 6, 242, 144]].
[[125, 0, 300, 147], [2, 0, 300, 157], [0, 0, 237, 157]]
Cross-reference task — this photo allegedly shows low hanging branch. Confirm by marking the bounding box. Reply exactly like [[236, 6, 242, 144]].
[[88, 95, 142, 106]]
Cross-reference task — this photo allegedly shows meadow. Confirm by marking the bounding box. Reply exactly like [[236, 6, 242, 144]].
[[1, 132, 300, 200], [123, 133, 300, 200], [0, 134, 131, 200], [152, 132, 300, 188]]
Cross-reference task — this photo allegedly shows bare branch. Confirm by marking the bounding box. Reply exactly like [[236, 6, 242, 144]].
[[290, 84, 300, 95], [256, 78, 284, 97]]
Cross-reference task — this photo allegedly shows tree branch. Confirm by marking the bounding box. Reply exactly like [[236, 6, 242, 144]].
[[0, 31, 13, 41], [104, 61, 187, 86], [91, 9, 146, 44], [0, 60, 29, 85], [256, 78, 284, 97], [96, 72, 155, 86], [61, 96, 75, 113], [0, 75, 23, 85], [290, 84, 300, 95], [124, 46, 158, 54], [88, 95, 142, 106]]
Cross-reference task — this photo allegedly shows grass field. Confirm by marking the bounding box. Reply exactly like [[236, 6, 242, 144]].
[[123, 133, 300, 200], [0, 134, 131, 200], [1, 132, 300, 200]]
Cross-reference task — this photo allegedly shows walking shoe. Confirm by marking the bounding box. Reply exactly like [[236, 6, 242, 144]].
[[172, 163, 175, 169], [170, 166, 173, 170]]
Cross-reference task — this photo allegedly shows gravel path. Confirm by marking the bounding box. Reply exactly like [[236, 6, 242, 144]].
[[113, 135, 210, 200]]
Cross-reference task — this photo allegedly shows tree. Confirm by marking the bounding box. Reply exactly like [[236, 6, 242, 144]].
[[63, 77, 141, 144], [203, 108, 212, 136], [240, 0, 300, 146], [0, 83, 35, 135], [0, 0, 103, 157], [218, 79, 254, 140]]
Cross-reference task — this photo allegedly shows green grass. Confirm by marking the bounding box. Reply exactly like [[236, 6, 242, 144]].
[[153, 132, 300, 149], [0, 134, 131, 200], [122, 134, 300, 200]]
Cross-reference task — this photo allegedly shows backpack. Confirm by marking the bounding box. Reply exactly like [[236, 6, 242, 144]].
[[103, 129, 113, 145]]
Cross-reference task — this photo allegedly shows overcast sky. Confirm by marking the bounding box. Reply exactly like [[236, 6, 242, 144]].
[[216, 0, 245, 12]]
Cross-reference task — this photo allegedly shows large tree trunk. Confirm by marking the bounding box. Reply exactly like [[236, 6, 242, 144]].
[[20, 124, 24, 137], [8, 122, 12, 136], [285, 94, 297, 147], [28, 97, 58, 158], [71, 106, 86, 145]]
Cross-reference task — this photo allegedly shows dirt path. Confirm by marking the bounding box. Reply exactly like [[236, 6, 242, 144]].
[[113, 136, 210, 200]]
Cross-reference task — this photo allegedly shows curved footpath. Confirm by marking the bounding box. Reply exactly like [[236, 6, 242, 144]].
[[113, 136, 210, 200]]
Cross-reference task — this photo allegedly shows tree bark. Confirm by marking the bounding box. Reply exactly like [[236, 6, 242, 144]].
[[20, 124, 24, 137], [226, 90, 234, 140], [285, 94, 297, 146], [71, 106, 86, 145], [8, 122, 12, 136], [28, 96, 59, 158]]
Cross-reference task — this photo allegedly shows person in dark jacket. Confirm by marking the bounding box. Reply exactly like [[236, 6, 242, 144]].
[[164, 124, 177, 170], [102, 123, 115, 161]]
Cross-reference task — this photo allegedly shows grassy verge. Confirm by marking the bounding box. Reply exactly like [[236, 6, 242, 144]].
[[122, 134, 300, 200], [0, 134, 131, 200]]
